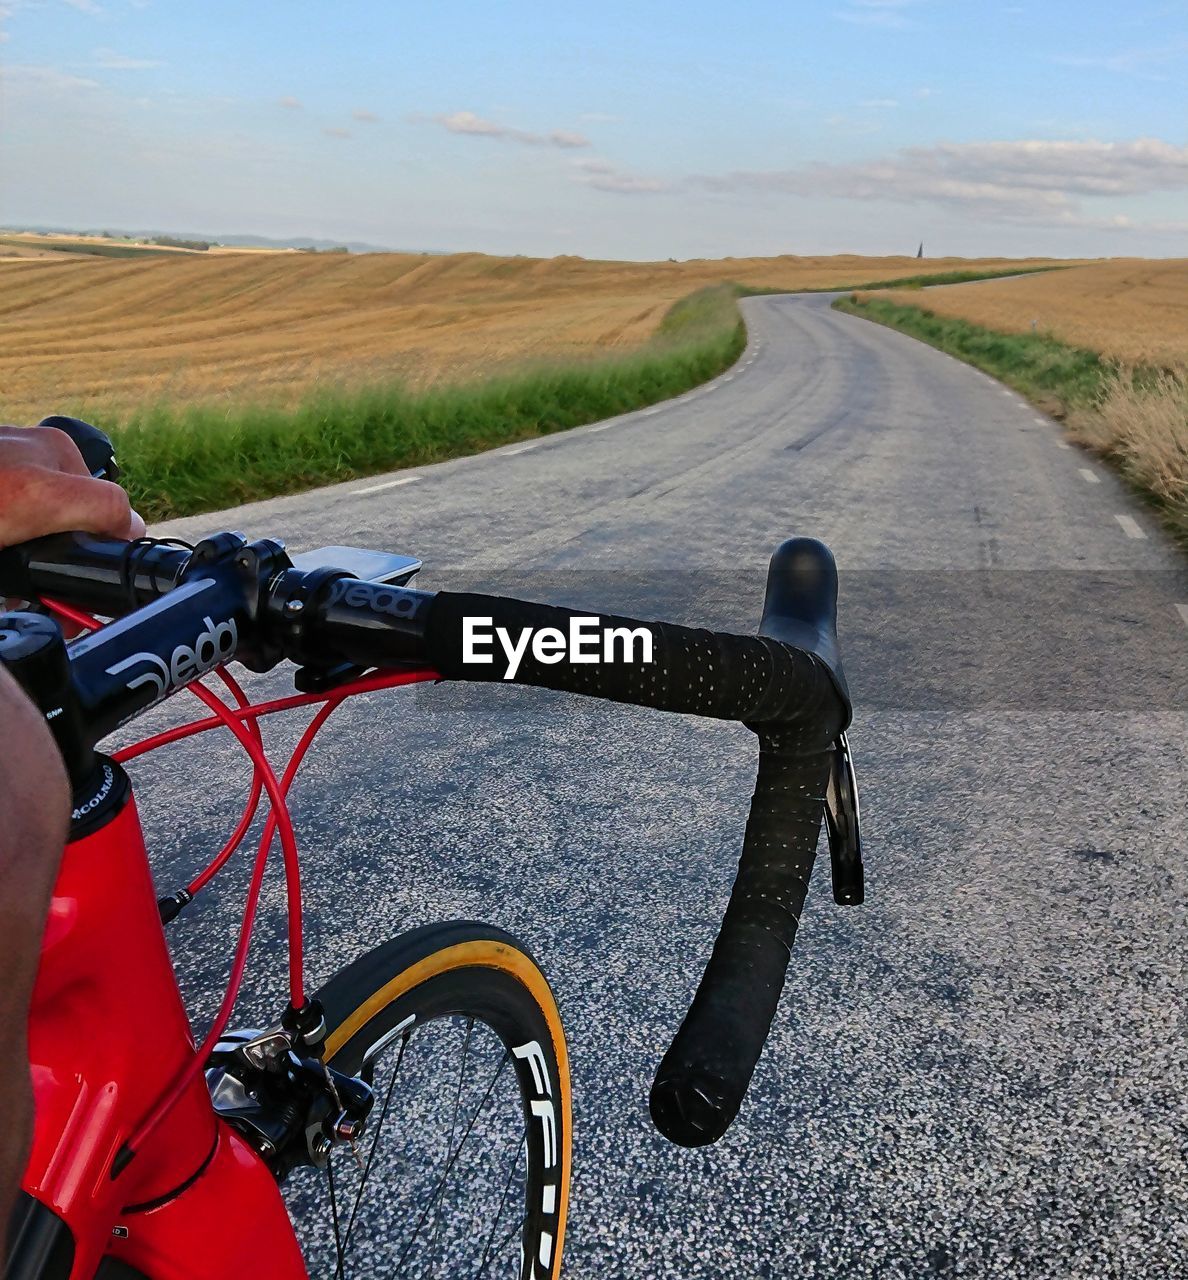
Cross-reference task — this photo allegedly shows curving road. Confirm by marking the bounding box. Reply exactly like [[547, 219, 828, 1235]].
[[141, 294, 1188, 1279]]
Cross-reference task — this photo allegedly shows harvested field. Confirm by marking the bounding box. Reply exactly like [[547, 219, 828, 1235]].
[[865, 259, 1188, 370]]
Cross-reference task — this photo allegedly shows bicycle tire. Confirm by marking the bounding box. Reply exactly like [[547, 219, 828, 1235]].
[[288, 921, 571, 1279]]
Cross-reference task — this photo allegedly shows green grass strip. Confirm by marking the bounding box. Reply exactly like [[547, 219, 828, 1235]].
[[832, 294, 1111, 407], [108, 284, 746, 520]]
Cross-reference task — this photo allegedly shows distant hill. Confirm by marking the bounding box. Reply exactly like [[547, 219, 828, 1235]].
[[4, 224, 445, 255]]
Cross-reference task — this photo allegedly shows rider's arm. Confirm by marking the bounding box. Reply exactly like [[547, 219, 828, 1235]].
[[0, 423, 143, 1235]]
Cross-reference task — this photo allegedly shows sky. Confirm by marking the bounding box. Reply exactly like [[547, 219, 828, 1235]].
[[1, 0, 1186, 260]]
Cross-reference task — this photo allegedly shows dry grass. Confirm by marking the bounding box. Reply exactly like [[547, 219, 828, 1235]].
[[867, 259, 1188, 370], [0, 249, 1071, 420], [1070, 369, 1188, 540]]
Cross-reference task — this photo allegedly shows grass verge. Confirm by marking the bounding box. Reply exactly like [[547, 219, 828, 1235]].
[[834, 294, 1188, 549], [109, 284, 745, 520]]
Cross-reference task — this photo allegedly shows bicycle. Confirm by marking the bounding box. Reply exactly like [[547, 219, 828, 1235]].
[[2, 419, 862, 1279]]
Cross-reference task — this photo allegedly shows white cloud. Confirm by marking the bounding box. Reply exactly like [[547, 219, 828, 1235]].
[[352, 108, 380, 123], [1052, 39, 1188, 76], [433, 110, 590, 149], [62, 0, 103, 13], [824, 114, 884, 137], [3, 62, 101, 92], [691, 137, 1188, 230], [0, 0, 34, 24], [324, 127, 351, 139], [859, 98, 899, 108], [587, 174, 668, 193], [277, 95, 303, 110], [572, 158, 669, 194], [93, 48, 164, 69], [834, 0, 923, 29], [835, 10, 909, 27]]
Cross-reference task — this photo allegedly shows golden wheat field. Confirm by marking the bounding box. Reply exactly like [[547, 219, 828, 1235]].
[[1, 248, 1070, 420], [866, 259, 1188, 369]]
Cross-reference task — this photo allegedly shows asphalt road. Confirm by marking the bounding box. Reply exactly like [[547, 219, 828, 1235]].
[[136, 293, 1188, 1278]]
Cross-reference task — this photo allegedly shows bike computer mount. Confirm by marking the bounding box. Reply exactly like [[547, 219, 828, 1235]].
[[290, 546, 421, 587], [287, 545, 422, 692]]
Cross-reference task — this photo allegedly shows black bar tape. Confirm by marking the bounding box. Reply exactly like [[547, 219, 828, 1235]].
[[424, 591, 846, 1146], [650, 733, 834, 1145]]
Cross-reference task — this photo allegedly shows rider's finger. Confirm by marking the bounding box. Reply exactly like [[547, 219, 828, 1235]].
[[24, 426, 94, 479], [0, 467, 139, 548], [0, 426, 92, 479]]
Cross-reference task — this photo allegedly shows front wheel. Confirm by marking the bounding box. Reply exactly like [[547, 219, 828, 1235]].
[[284, 922, 571, 1279]]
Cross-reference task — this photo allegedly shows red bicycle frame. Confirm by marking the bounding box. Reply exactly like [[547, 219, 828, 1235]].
[[19, 648, 439, 1279], [25, 793, 307, 1279]]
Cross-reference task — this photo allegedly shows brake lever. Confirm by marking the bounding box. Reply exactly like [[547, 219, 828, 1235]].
[[40, 415, 120, 482], [824, 730, 863, 905]]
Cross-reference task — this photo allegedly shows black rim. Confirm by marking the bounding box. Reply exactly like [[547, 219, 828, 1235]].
[[285, 927, 565, 1280]]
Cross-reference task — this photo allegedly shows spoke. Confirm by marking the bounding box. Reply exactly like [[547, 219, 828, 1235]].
[[394, 1047, 511, 1274], [431, 1018, 474, 1277], [476, 1219, 525, 1279], [340, 1030, 411, 1260], [327, 1153, 346, 1280], [475, 1125, 529, 1278]]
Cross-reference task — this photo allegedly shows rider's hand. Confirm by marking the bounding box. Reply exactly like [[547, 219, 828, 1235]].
[[0, 424, 145, 550]]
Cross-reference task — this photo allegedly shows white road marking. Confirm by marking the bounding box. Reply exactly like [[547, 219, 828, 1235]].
[[1175, 604, 1188, 629], [354, 476, 421, 495], [1114, 514, 1147, 540], [1034, 417, 1047, 426], [1078, 469, 1101, 485], [504, 444, 538, 455], [641, 407, 661, 416], [1055, 440, 1071, 450], [587, 422, 614, 432]]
